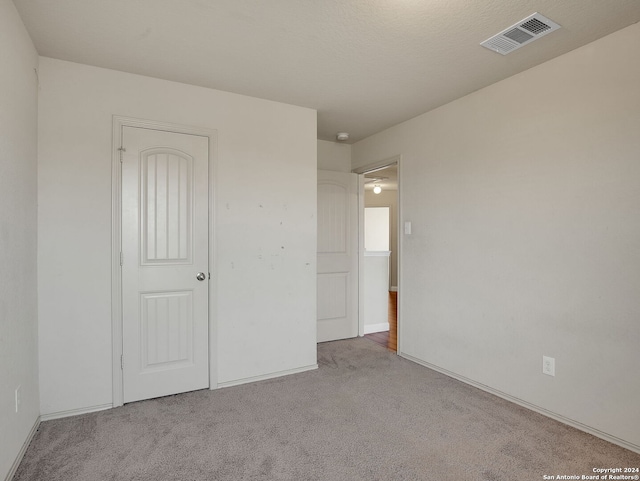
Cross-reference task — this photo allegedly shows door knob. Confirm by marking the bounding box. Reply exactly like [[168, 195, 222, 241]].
[[196, 272, 206, 281]]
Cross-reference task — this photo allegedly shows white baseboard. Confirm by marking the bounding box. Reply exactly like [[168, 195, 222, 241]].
[[400, 352, 640, 455], [390, 286, 398, 292], [40, 403, 113, 422], [364, 323, 390, 334], [5, 416, 40, 481], [216, 364, 318, 389]]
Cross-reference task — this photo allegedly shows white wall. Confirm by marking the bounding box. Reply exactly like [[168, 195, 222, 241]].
[[317, 139, 351, 172], [37, 57, 317, 416], [365, 189, 398, 288], [364, 207, 390, 251], [353, 24, 640, 451], [0, 0, 40, 478], [363, 253, 390, 333]]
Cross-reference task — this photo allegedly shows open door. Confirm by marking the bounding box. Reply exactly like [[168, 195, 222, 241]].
[[316, 170, 359, 342]]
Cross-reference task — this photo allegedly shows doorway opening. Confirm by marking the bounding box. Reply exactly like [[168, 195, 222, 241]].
[[353, 158, 400, 353]]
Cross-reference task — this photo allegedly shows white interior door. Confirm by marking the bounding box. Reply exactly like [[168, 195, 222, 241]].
[[121, 126, 209, 403], [317, 170, 358, 342]]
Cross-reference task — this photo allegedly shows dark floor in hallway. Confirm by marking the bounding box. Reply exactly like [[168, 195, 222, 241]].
[[364, 291, 396, 351]]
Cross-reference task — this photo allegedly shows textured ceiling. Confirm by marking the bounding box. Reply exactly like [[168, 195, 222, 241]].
[[14, 0, 640, 143]]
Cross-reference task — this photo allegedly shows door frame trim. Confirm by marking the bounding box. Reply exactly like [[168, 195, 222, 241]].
[[111, 116, 218, 407], [353, 155, 402, 352]]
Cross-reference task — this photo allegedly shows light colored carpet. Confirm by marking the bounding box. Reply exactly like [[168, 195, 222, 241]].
[[14, 338, 639, 480]]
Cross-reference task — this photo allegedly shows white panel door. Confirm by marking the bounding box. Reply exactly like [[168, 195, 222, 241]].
[[121, 126, 209, 403], [317, 170, 358, 342]]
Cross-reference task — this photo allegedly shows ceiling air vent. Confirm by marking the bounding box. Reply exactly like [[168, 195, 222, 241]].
[[481, 13, 561, 55]]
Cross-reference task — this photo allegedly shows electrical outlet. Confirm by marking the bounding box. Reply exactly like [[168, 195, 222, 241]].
[[15, 386, 21, 413], [542, 356, 555, 376]]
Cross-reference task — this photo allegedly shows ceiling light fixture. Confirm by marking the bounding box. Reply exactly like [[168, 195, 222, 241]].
[[373, 185, 382, 194], [336, 132, 349, 141]]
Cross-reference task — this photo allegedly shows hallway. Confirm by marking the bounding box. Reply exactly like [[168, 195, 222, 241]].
[[363, 291, 397, 351]]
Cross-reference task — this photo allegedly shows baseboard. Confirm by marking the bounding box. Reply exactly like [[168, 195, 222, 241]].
[[364, 322, 390, 334], [5, 416, 40, 481], [40, 403, 113, 422], [400, 352, 640, 455], [390, 286, 398, 292], [216, 364, 318, 389]]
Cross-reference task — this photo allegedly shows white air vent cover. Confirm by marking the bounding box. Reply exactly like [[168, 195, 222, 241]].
[[481, 13, 561, 55]]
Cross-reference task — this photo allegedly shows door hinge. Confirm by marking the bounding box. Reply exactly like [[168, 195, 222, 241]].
[[118, 146, 126, 162], [120, 251, 123, 266], [120, 355, 124, 370]]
